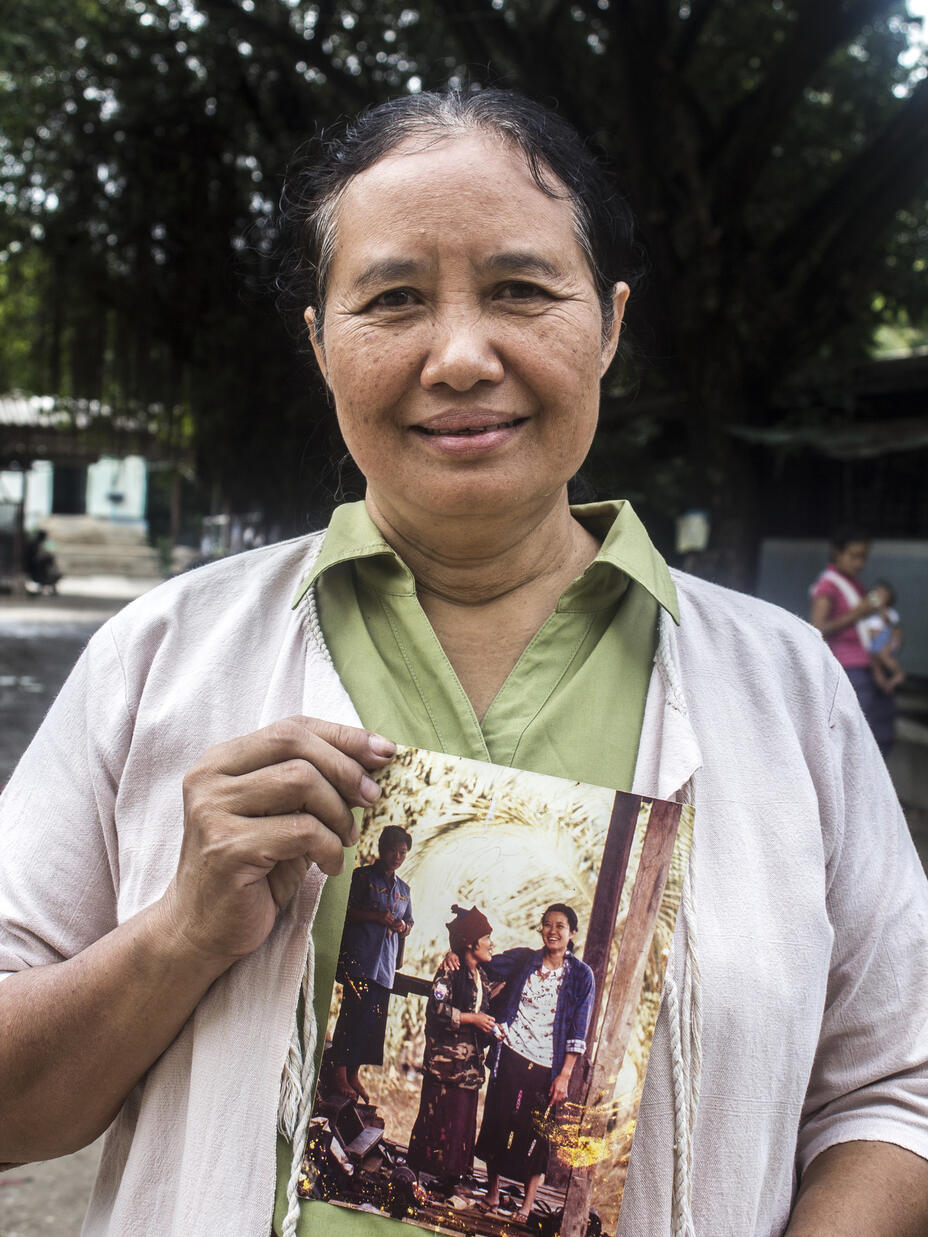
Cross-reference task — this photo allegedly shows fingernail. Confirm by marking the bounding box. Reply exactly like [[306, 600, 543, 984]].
[[369, 734, 396, 757], [360, 775, 381, 804]]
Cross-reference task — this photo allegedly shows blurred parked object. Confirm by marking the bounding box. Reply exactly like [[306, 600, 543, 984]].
[[0, 501, 19, 592], [23, 530, 61, 595]]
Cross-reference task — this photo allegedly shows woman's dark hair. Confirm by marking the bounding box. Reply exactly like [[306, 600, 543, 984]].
[[377, 825, 412, 856], [543, 902, 579, 952], [830, 527, 870, 553], [277, 89, 642, 347]]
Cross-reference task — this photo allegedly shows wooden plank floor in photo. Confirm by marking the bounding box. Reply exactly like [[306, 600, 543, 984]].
[[330, 1190, 566, 1237], [399, 1172, 569, 1237], [324, 1165, 569, 1236]]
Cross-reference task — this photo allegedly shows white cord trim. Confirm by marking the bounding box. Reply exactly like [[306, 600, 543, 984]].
[[279, 934, 319, 1237], [655, 608, 688, 716], [667, 818, 701, 1237], [302, 584, 333, 666]]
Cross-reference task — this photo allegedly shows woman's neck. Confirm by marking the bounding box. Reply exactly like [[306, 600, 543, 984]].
[[542, 949, 566, 969], [364, 489, 600, 719], [364, 490, 598, 607]]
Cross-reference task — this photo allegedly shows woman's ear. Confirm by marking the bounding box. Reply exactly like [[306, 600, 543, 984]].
[[600, 281, 630, 376], [305, 306, 328, 383]]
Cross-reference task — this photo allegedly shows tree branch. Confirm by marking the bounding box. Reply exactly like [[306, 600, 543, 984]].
[[429, 0, 501, 78], [672, 0, 720, 69], [766, 78, 928, 372], [710, 0, 900, 216], [774, 75, 928, 275], [197, 0, 372, 111], [636, 0, 674, 52]]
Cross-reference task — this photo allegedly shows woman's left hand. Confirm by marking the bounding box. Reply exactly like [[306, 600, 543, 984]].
[[549, 1071, 571, 1104]]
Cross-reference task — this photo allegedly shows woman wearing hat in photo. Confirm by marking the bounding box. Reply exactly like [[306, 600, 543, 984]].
[[406, 905, 497, 1195]]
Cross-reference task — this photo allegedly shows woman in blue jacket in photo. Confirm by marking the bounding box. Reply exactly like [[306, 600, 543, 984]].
[[475, 903, 594, 1221]]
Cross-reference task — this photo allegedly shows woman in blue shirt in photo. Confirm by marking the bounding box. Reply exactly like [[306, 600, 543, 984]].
[[475, 903, 594, 1221]]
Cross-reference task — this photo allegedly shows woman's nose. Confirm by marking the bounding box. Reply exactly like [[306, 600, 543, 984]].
[[420, 309, 505, 391]]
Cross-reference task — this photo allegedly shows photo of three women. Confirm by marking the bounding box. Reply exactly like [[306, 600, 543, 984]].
[[407, 901, 595, 1223]]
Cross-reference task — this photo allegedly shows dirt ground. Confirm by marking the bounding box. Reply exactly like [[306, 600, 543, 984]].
[[0, 582, 146, 1236], [0, 1143, 102, 1237]]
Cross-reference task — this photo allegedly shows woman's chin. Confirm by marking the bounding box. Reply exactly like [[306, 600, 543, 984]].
[[368, 475, 572, 531]]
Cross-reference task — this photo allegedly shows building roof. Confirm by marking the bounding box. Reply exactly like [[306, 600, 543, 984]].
[[0, 394, 190, 467]]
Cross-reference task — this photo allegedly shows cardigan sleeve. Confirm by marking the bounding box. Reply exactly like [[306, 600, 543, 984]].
[[796, 665, 928, 1173], [564, 958, 595, 1057], [0, 624, 131, 974]]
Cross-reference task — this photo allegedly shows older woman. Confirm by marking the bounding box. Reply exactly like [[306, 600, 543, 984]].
[[0, 90, 927, 1237], [475, 903, 594, 1221]]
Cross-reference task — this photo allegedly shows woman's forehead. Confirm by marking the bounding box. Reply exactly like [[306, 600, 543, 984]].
[[348, 129, 543, 191], [331, 131, 578, 252]]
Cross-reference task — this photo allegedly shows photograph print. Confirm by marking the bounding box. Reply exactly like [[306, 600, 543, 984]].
[[300, 745, 693, 1237]]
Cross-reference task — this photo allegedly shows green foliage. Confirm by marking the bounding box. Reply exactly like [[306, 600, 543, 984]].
[[1, 0, 926, 561]]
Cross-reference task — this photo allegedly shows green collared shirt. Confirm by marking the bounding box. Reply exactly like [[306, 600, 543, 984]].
[[275, 498, 677, 1236]]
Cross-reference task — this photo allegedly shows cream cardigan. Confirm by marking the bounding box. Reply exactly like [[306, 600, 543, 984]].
[[1, 533, 926, 1236]]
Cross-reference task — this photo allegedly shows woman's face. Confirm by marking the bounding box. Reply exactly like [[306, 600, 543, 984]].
[[541, 911, 573, 954], [308, 132, 628, 532], [833, 541, 870, 578], [471, 933, 494, 965]]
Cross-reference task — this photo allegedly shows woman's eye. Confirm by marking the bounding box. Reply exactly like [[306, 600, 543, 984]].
[[369, 288, 416, 309], [497, 281, 550, 302]]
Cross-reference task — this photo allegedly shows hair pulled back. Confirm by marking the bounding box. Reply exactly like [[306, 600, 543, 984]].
[[543, 902, 579, 953], [276, 89, 642, 346]]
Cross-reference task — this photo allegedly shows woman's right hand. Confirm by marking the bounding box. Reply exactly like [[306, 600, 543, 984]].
[[158, 716, 395, 967], [0, 714, 396, 1164], [463, 1012, 497, 1033]]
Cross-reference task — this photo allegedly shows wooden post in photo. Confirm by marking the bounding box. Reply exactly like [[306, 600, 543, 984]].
[[577, 792, 641, 1073], [547, 792, 639, 1191], [559, 799, 683, 1237]]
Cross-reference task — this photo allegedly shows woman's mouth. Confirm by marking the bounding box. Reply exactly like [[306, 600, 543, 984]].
[[411, 415, 526, 455], [417, 418, 523, 437]]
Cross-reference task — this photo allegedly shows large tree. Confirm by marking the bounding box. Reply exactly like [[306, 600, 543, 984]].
[[2, 0, 926, 575]]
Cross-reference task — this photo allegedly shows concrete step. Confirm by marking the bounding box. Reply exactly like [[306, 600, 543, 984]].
[[55, 545, 161, 578], [42, 515, 149, 547], [34, 515, 159, 577]]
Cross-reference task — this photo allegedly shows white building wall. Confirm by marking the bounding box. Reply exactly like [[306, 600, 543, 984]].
[[0, 469, 24, 506], [0, 461, 53, 526], [26, 461, 53, 525], [85, 456, 147, 522], [1, 457, 147, 526]]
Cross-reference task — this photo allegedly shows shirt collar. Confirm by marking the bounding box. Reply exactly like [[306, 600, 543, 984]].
[[292, 498, 679, 623]]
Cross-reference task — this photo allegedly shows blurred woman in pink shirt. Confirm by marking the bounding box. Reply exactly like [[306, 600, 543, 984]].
[[810, 529, 895, 754]]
